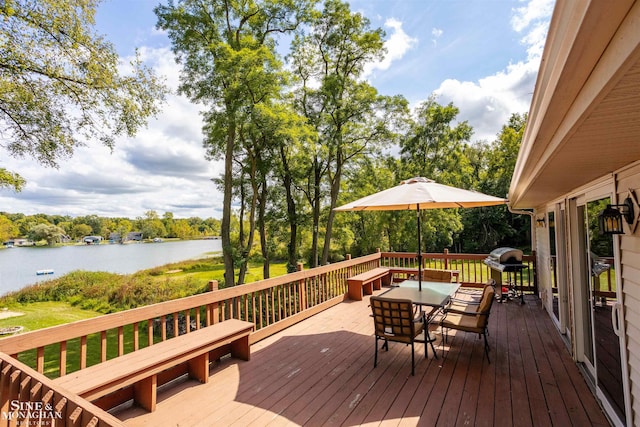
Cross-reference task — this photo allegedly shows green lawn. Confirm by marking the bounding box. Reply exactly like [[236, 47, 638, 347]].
[[0, 301, 101, 333]]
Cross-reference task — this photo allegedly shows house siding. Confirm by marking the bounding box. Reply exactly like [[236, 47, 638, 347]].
[[617, 162, 640, 425]]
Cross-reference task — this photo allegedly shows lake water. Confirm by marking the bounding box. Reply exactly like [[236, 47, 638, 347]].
[[0, 239, 222, 295]]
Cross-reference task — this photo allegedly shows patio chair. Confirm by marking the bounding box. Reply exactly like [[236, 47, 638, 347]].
[[421, 268, 453, 282], [448, 279, 496, 307], [370, 296, 433, 375], [440, 284, 495, 362]]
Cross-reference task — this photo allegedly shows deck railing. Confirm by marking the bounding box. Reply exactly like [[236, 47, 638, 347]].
[[0, 352, 125, 426], [0, 250, 536, 383], [380, 250, 537, 290], [0, 253, 380, 379]]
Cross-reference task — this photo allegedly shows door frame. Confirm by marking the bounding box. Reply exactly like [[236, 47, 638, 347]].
[[548, 204, 570, 337], [565, 183, 631, 427]]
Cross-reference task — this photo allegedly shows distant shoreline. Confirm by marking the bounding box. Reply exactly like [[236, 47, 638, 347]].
[[0, 239, 223, 294]]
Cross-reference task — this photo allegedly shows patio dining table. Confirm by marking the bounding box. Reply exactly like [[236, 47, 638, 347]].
[[381, 280, 461, 309], [381, 280, 461, 352]]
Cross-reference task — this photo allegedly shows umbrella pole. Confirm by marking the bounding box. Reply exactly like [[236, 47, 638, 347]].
[[417, 205, 422, 291]]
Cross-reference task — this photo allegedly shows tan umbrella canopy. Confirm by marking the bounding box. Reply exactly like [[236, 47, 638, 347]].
[[334, 177, 508, 290]]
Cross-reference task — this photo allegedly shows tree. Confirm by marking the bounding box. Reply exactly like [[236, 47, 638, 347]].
[[0, 214, 19, 242], [156, 0, 316, 286], [397, 97, 472, 252], [460, 113, 528, 252], [136, 210, 166, 239], [74, 214, 103, 236], [114, 218, 132, 242], [401, 97, 473, 187], [0, 0, 166, 190], [163, 212, 176, 237], [289, 0, 407, 265], [173, 219, 194, 239], [27, 223, 65, 245], [71, 223, 93, 240]]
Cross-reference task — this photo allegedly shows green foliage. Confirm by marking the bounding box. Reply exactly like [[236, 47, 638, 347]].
[[587, 198, 613, 257], [459, 113, 530, 252], [401, 96, 473, 186], [0, 211, 221, 242], [26, 223, 66, 245], [0, 257, 286, 314], [289, 0, 408, 266], [0, 214, 19, 241], [3, 270, 195, 312], [0, 0, 167, 187], [0, 169, 26, 191], [156, 0, 318, 285]]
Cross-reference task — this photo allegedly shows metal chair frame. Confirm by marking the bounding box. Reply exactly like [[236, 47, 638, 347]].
[[440, 285, 495, 363], [370, 296, 435, 375]]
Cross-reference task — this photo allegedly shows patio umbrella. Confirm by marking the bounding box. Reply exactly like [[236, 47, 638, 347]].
[[334, 177, 507, 291]]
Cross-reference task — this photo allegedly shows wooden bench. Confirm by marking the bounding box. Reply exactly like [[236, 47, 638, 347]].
[[53, 319, 254, 413], [347, 267, 391, 301], [388, 267, 460, 283]]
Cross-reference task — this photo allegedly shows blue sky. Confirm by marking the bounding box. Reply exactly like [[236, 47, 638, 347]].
[[0, 0, 554, 219]]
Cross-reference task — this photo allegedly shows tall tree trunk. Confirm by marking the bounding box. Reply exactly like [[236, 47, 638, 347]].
[[222, 124, 236, 287], [237, 157, 259, 286], [279, 145, 298, 273], [321, 148, 343, 265], [259, 175, 269, 279], [310, 158, 321, 267]]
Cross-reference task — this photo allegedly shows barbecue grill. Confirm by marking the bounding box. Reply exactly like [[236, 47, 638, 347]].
[[484, 247, 527, 304]]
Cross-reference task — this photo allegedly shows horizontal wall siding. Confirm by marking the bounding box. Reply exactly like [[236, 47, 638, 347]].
[[617, 162, 640, 425]]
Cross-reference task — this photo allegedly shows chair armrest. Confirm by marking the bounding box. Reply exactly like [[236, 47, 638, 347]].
[[443, 308, 477, 316], [449, 297, 480, 305]]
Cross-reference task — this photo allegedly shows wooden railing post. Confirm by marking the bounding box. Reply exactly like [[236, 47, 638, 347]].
[[443, 248, 449, 270], [297, 262, 307, 311], [209, 280, 219, 324]]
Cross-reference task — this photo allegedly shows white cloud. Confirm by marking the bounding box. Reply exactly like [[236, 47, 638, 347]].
[[364, 18, 418, 78], [431, 0, 553, 142], [434, 60, 538, 141], [511, 0, 555, 32], [432, 27, 443, 46]]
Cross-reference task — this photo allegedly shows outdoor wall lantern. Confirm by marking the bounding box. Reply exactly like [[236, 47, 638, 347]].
[[535, 217, 546, 228], [599, 197, 634, 235]]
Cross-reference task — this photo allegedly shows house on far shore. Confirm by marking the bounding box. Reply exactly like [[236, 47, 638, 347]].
[[5, 239, 35, 247], [82, 236, 102, 245], [125, 232, 143, 242]]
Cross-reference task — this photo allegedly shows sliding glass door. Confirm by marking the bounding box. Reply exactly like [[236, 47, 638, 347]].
[[573, 197, 627, 425], [549, 207, 569, 337]]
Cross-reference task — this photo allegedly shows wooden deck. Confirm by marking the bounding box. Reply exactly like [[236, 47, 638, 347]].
[[116, 289, 611, 426]]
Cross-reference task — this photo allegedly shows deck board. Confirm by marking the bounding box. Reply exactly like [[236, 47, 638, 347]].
[[116, 290, 611, 426]]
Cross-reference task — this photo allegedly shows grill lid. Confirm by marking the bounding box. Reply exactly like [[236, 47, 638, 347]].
[[487, 247, 523, 264]]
